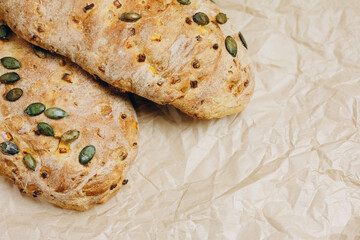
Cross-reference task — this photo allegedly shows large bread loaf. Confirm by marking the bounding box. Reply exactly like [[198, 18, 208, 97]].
[[0, 0, 254, 119], [0, 26, 138, 211]]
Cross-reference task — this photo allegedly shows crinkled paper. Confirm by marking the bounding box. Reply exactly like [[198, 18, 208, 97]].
[[0, 0, 360, 239]]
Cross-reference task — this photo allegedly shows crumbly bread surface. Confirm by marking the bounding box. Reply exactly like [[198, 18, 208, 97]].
[[0, 0, 255, 119], [0, 29, 138, 211]]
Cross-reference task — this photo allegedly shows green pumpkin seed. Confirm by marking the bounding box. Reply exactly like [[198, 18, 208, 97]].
[[216, 13, 228, 24], [45, 107, 68, 120], [37, 122, 55, 137], [34, 46, 47, 59], [61, 130, 80, 143], [5, 88, 23, 102], [238, 32, 248, 49], [177, 0, 191, 5], [79, 145, 96, 165], [1, 57, 21, 69], [0, 141, 19, 155], [225, 36, 237, 57], [193, 12, 210, 26], [119, 12, 142, 22], [24, 103, 46, 116], [0, 72, 20, 84], [0, 25, 11, 40], [23, 154, 36, 171]]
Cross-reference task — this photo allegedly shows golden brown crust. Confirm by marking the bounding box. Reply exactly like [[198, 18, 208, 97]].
[[0, 0, 254, 119], [0, 30, 138, 211]]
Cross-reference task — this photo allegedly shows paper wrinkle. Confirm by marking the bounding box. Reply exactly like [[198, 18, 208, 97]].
[[1, 0, 360, 239]]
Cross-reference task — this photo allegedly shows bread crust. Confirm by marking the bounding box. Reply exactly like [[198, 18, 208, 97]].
[[0, 0, 255, 119], [0, 29, 138, 211]]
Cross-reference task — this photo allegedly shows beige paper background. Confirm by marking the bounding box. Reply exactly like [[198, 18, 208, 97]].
[[1, 0, 360, 239]]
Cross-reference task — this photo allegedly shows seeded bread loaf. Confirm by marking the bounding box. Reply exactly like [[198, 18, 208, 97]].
[[0, 0, 255, 119], [0, 26, 138, 211]]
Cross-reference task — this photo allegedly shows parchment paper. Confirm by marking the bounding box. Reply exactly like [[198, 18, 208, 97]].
[[1, 0, 360, 239]]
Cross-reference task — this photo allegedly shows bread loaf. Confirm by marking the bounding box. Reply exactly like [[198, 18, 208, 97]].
[[0, 25, 138, 211], [0, 0, 255, 119]]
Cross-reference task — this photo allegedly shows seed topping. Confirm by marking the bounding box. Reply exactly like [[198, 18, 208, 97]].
[[120, 12, 142, 22]]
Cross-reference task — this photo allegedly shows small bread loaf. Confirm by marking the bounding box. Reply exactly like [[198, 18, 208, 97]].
[[0, 0, 254, 119], [0, 26, 138, 211]]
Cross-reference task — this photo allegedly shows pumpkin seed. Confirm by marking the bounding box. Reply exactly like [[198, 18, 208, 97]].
[[23, 154, 36, 171], [0, 25, 11, 40], [24, 103, 46, 116], [238, 31, 248, 49], [216, 13, 227, 24], [0, 72, 20, 84], [37, 122, 55, 136], [177, 0, 191, 5], [45, 107, 68, 119], [193, 12, 210, 26], [79, 145, 96, 165], [225, 36, 237, 57], [34, 46, 47, 59], [1, 57, 21, 69], [0, 141, 19, 155], [119, 12, 142, 22], [61, 130, 80, 143], [5, 88, 23, 102]]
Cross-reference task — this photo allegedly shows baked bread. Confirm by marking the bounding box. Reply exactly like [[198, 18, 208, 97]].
[[0, 0, 255, 119], [0, 25, 138, 211]]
